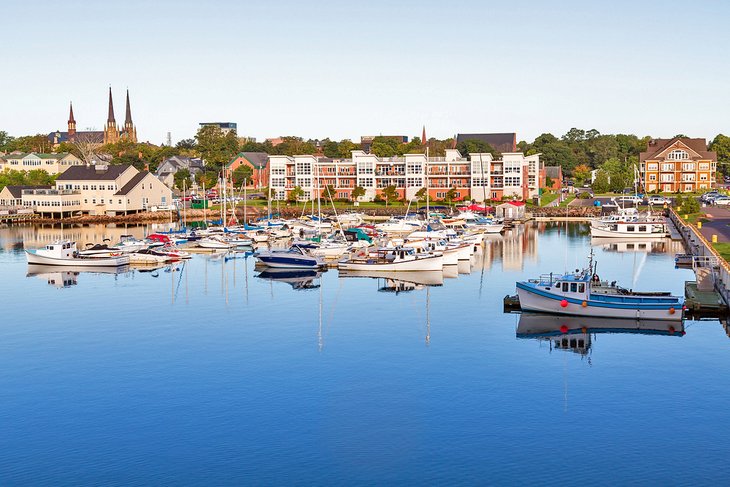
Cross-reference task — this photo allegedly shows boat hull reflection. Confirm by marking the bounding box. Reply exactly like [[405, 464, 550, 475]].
[[26, 264, 130, 288], [516, 312, 685, 337], [256, 268, 322, 290], [338, 269, 444, 287]]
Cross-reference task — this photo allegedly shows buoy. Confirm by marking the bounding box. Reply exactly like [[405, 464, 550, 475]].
[[669, 307, 675, 315], [581, 301, 587, 307], [668, 325, 676, 334], [581, 326, 588, 333], [560, 325, 569, 333], [560, 299, 568, 308]]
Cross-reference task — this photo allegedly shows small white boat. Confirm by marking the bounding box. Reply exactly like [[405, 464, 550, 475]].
[[128, 249, 171, 264], [309, 241, 350, 259], [26, 240, 130, 267], [338, 247, 443, 272], [198, 237, 233, 249]]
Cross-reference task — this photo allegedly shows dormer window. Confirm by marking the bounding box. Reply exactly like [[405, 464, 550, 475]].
[[667, 150, 689, 161]]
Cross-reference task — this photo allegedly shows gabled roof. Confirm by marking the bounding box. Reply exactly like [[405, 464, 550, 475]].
[[229, 152, 269, 169], [498, 201, 525, 207], [3, 185, 52, 199], [640, 137, 716, 162], [456, 133, 516, 153], [114, 171, 150, 195], [56, 164, 131, 181]]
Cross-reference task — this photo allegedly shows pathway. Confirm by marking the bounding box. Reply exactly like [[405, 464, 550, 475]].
[[699, 206, 730, 243]]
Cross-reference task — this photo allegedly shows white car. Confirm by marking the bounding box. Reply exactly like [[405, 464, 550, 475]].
[[616, 195, 643, 204], [648, 196, 671, 205], [713, 196, 730, 206]]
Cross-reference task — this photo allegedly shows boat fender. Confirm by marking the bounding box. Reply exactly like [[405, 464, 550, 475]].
[[560, 325, 569, 334], [560, 299, 568, 308], [581, 301, 588, 307], [668, 325, 676, 334], [669, 307, 675, 315], [581, 326, 588, 333]]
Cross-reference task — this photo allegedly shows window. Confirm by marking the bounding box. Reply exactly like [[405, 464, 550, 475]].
[[661, 163, 673, 171], [639, 225, 646, 232], [649, 174, 657, 181], [647, 163, 658, 171], [660, 174, 674, 182], [699, 163, 709, 170], [627, 226, 635, 232], [667, 150, 689, 160], [561, 282, 569, 292], [570, 283, 577, 293], [682, 163, 695, 171], [578, 283, 585, 293], [700, 174, 708, 181]]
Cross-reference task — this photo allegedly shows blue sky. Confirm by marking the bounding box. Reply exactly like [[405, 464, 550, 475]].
[[1, 0, 728, 145]]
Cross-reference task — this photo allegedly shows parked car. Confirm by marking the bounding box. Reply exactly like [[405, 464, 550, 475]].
[[700, 191, 720, 203], [616, 195, 643, 204], [714, 196, 730, 206], [647, 195, 672, 205]]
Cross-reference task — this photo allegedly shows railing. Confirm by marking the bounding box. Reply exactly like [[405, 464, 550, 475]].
[[22, 189, 80, 196]]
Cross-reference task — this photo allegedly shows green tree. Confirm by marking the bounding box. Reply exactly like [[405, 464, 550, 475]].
[[545, 176, 554, 190], [602, 157, 635, 192], [381, 185, 399, 206], [195, 125, 239, 169], [530, 133, 578, 173], [444, 187, 458, 205], [176, 138, 197, 150], [323, 184, 336, 200], [456, 139, 500, 158], [414, 187, 427, 202], [573, 164, 592, 185], [710, 134, 730, 173], [351, 185, 366, 202], [370, 141, 398, 157], [337, 139, 358, 159], [174, 168, 192, 190], [288, 185, 304, 203], [232, 165, 253, 186], [591, 169, 611, 194]]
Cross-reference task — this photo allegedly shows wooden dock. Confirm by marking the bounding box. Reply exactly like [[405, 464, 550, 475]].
[[666, 216, 683, 241]]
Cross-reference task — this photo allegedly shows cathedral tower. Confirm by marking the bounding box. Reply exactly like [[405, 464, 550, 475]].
[[103, 87, 120, 144], [121, 89, 137, 143]]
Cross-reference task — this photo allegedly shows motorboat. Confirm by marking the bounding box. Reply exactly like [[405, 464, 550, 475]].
[[308, 241, 350, 259], [515, 251, 683, 320], [26, 240, 130, 267], [198, 237, 233, 249], [254, 245, 325, 269], [590, 219, 669, 238], [338, 246, 444, 272], [128, 249, 171, 264]]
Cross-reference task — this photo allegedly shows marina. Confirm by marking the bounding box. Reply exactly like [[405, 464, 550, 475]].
[[3, 218, 730, 483]]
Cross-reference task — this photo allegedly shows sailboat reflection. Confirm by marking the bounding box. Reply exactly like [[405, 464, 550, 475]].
[[338, 269, 443, 293], [26, 264, 130, 288], [256, 268, 322, 290], [516, 312, 684, 355]]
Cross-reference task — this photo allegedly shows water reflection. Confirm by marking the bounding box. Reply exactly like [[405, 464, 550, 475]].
[[516, 312, 685, 356], [256, 268, 322, 290], [26, 263, 130, 288], [339, 269, 444, 291], [591, 236, 685, 254]]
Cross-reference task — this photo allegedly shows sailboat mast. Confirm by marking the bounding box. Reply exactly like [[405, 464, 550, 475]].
[[426, 147, 430, 215]]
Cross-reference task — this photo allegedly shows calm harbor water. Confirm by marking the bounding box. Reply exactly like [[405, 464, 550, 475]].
[[2, 222, 730, 485]]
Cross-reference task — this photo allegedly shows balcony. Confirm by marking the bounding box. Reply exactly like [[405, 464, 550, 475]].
[[23, 189, 80, 196]]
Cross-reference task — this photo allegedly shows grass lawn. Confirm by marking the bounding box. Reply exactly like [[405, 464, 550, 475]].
[[540, 193, 558, 206], [558, 195, 576, 207], [712, 243, 730, 262]]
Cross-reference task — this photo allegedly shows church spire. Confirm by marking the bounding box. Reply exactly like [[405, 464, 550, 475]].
[[422, 125, 427, 145], [68, 101, 76, 136], [124, 89, 133, 125], [104, 86, 120, 144], [107, 86, 116, 124]]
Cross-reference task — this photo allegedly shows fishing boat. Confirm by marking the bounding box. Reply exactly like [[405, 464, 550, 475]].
[[254, 245, 325, 269], [515, 252, 683, 320], [590, 213, 669, 238], [338, 246, 444, 272], [26, 240, 130, 267]]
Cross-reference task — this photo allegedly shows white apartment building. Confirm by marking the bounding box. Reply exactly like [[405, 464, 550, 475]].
[[269, 149, 542, 202]]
